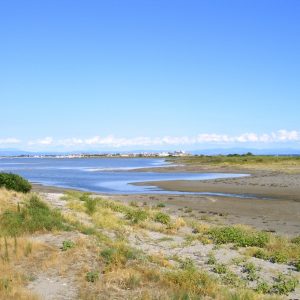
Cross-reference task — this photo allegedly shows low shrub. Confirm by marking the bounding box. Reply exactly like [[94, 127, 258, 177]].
[[243, 262, 259, 281], [272, 273, 298, 295], [84, 197, 97, 215], [256, 281, 271, 294], [86, 271, 99, 283], [125, 209, 148, 224], [100, 243, 141, 268], [208, 226, 269, 247], [154, 212, 171, 225], [212, 264, 227, 274], [0, 195, 67, 236], [61, 240, 75, 251], [0, 173, 31, 193], [291, 236, 300, 245]]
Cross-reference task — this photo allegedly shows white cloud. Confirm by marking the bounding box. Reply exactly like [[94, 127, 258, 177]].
[[28, 137, 54, 146], [23, 130, 300, 148], [0, 138, 21, 145]]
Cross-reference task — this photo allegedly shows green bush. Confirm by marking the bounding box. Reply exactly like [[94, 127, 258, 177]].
[[86, 271, 99, 283], [208, 226, 269, 247], [100, 244, 140, 267], [269, 251, 288, 264], [125, 209, 148, 223], [0, 195, 67, 236], [212, 264, 227, 274], [84, 197, 97, 215], [256, 281, 271, 294], [154, 212, 171, 225], [291, 236, 300, 245], [0, 173, 31, 193], [272, 273, 298, 295], [61, 240, 75, 251], [243, 262, 259, 281]]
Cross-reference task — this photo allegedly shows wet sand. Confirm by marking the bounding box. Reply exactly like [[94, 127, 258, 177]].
[[32, 170, 300, 237], [134, 172, 300, 201]]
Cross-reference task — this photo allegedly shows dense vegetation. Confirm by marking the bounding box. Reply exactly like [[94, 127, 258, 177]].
[[0, 173, 31, 193], [0, 194, 67, 237]]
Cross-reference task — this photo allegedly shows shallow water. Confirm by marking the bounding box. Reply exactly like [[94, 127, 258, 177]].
[[0, 157, 249, 195]]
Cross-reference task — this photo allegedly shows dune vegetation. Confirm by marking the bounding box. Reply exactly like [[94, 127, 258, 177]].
[[171, 154, 300, 173], [0, 177, 299, 299]]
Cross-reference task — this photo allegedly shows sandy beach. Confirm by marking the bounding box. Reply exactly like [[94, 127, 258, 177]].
[[32, 167, 300, 237]]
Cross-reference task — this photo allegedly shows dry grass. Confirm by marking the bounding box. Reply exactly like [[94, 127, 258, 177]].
[[0, 188, 297, 299]]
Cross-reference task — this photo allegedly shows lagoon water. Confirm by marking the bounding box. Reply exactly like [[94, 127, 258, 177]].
[[0, 157, 247, 195]]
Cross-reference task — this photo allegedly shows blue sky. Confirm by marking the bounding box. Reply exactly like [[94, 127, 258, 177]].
[[0, 0, 299, 151]]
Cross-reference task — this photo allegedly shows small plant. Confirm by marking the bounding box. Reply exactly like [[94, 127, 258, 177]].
[[61, 240, 75, 251], [212, 263, 227, 274], [269, 251, 288, 264], [79, 192, 91, 201], [157, 202, 166, 208], [256, 281, 271, 294], [243, 262, 259, 281], [207, 252, 216, 265], [221, 271, 244, 288], [0, 277, 11, 292], [129, 201, 139, 207], [24, 242, 32, 257], [84, 197, 97, 215], [125, 209, 148, 224], [294, 260, 300, 272], [272, 273, 298, 295], [125, 273, 141, 289], [180, 258, 196, 271], [291, 236, 300, 245], [154, 212, 171, 225], [86, 271, 99, 283], [253, 249, 268, 260]]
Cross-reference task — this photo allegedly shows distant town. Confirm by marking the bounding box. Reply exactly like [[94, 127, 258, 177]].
[[0, 150, 190, 159]]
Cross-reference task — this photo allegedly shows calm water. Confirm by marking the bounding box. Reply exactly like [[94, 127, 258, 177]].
[[0, 157, 248, 195]]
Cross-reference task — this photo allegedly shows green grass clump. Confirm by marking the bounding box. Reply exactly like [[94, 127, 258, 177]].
[[291, 236, 300, 245], [294, 260, 300, 272], [83, 196, 97, 215], [255, 281, 271, 294], [100, 243, 141, 268], [0, 194, 67, 236], [243, 262, 259, 281], [272, 273, 298, 295], [61, 240, 75, 251], [212, 264, 227, 274], [125, 209, 148, 224], [207, 252, 216, 265], [164, 267, 217, 297], [154, 212, 171, 225], [208, 226, 269, 247], [86, 271, 99, 283], [156, 202, 166, 208], [0, 173, 31, 193]]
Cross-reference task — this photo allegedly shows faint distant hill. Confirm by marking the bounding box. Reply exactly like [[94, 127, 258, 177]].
[[0, 149, 34, 156]]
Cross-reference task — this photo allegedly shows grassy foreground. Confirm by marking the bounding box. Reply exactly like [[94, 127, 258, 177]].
[[0, 188, 299, 299]]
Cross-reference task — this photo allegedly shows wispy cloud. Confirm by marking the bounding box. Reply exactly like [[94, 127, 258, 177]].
[[0, 138, 21, 145], [28, 137, 54, 146], [23, 130, 300, 148]]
